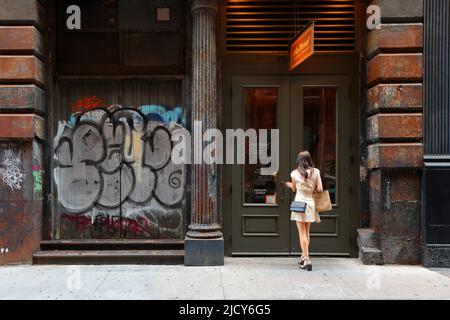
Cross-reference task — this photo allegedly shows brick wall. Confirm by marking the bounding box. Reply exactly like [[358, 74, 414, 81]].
[[365, 0, 423, 264], [0, 0, 46, 265]]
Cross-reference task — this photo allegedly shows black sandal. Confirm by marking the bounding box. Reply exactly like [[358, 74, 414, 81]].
[[297, 256, 306, 267], [300, 258, 312, 271]]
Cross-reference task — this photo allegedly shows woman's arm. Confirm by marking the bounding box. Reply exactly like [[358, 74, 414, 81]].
[[284, 179, 296, 193], [316, 170, 324, 193]]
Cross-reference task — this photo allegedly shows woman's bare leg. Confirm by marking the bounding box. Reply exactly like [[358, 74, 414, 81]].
[[297, 222, 309, 259], [305, 222, 311, 247], [296, 221, 304, 258]]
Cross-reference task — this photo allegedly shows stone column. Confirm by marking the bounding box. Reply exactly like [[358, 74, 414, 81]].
[[0, 0, 46, 265], [184, 0, 224, 266], [358, 0, 424, 265]]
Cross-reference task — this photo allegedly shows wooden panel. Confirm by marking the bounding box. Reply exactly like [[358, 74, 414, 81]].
[[118, 0, 183, 29], [57, 32, 120, 67], [310, 215, 338, 237], [124, 32, 180, 66], [242, 215, 279, 236]]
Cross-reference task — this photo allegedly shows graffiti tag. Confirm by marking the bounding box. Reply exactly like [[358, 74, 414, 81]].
[[33, 165, 43, 193], [0, 149, 24, 191]]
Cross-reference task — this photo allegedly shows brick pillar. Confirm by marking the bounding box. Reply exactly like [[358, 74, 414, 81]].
[[360, 0, 424, 264], [0, 0, 46, 265]]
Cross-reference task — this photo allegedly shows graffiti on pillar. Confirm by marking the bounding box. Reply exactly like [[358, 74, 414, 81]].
[[0, 148, 24, 191], [33, 140, 43, 195], [33, 166, 43, 193], [53, 104, 187, 239]]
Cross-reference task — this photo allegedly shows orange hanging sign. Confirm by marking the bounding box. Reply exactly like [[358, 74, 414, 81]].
[[289, 21, 315, 71]]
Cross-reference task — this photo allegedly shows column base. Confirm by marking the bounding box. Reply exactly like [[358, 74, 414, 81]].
[[184, 236, 224, 266]]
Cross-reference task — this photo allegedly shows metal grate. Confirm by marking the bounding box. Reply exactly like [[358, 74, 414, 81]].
[[225, 0, 355, 53]]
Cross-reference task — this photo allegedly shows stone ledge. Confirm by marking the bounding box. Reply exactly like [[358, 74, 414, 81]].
[[0, 0, 45, 30], [0, 26, 44, 58], [370, 0, 424, 22], [367, 143, 423, 169], [367, 23, 423, 58], [0, 114, 44, 140], [367, 84, 423, 113], [0, 56, 45, 88], [367, 113, 422, 142], [0, 85, 45, 113], [367, 54, 423, 86]]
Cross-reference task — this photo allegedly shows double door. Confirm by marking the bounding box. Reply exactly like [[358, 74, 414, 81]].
[[231, 75, 354, 255]]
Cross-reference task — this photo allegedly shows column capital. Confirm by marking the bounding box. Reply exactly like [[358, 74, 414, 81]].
[[191, 0, 219, 14]]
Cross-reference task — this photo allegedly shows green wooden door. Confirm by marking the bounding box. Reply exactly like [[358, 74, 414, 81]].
[[231, 75, 353, 255], [231, 76, 291, 254], [289, 76, 352, 255]]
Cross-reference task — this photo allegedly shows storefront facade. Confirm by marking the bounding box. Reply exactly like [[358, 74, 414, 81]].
[[0, 0, 448, 267]]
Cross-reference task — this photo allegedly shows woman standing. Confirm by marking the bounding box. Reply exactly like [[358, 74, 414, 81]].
[[284, 151, 323, 271]]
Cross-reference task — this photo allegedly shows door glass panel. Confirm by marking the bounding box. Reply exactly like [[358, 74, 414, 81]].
[[303, 87, 337, 204], [243, 87, 278, 205]]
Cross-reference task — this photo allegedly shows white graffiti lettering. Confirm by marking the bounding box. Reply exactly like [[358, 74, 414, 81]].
[[0, 149, 24, 191]]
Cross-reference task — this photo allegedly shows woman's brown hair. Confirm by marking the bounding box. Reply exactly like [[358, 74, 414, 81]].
[[296, 151, 314, 179]]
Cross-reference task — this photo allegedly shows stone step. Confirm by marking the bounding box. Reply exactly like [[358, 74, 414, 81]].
[[357, 228, 379, 248], [40, 239, 184, 251], [33, 250, 184, 265], [359, 246, 384, 265]]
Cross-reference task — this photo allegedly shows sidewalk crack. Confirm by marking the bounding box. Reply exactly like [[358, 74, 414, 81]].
[[88, 267, 112, 300], [219, 266, 226, 299]]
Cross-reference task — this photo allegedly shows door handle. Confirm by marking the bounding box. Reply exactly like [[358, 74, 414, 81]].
[[280, 181, 285, 202]]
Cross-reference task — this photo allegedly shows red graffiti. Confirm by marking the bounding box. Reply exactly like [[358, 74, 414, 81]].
[[71, 96, 106, 112], [61, 213, 92, 230], [94, 215, 150, 235], [61, 213, 151, 236]]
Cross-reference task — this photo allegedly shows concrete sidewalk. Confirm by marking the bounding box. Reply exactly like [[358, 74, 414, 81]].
[[0, 258, 449, 300]]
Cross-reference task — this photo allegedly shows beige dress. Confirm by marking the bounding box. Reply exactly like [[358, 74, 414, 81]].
[[290, 168, 321, 223]]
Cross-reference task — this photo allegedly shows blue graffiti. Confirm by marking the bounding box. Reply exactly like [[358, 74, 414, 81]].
[[140, 105, 186, 127], [67, 105, 187, 127]]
